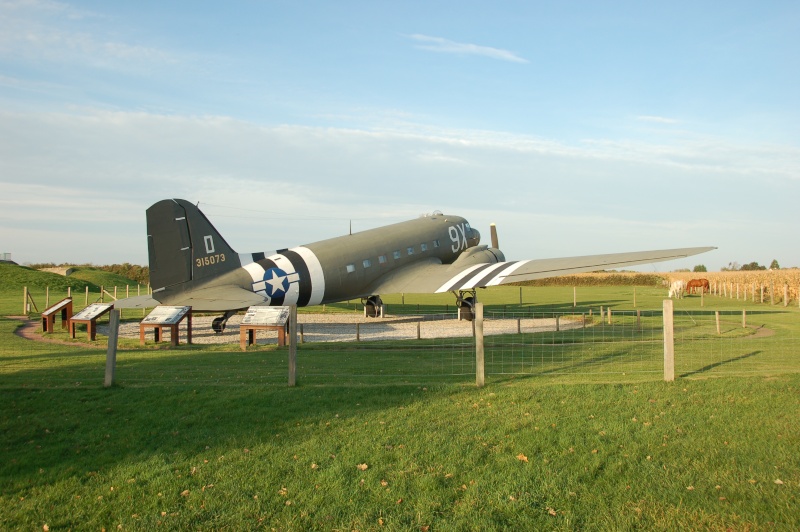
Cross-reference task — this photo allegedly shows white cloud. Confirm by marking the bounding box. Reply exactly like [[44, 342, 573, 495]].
[[1, 108, 797, 266], [407, 34, 528, 64], [0, 1, 175, 71]]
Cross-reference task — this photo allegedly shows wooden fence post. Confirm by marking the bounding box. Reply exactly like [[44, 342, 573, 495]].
[[663, 299, 675, 382], [573, 286, 576, 308], [715, 311, 721, 335], [475, 303, 485, 388], [742, 309, 747, 328], [784, 284, 788, 307], [22, 286, 28, 315], [288, 305, 297, 387], [104, 309, 120, 388]]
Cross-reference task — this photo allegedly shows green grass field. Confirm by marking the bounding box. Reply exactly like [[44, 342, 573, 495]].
[[1, 266, 799, 529]]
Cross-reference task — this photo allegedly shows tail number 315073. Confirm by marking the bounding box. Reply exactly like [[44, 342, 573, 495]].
[[196, 254, 226, 268]]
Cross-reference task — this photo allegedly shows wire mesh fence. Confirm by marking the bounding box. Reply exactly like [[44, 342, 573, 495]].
[[6, 301, 798, 389]]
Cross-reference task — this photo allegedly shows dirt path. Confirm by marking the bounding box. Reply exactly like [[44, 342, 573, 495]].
[[7, 315, 95, 346]]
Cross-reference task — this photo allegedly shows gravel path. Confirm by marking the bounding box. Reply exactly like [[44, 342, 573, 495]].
[[104, 312, 585, 345]]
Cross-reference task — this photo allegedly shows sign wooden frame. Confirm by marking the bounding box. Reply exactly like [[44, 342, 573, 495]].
[[240, 306, 290, 349], [139, 306, 193, 346], [41, 297, 73, 333], [69, 303, 114, 341]]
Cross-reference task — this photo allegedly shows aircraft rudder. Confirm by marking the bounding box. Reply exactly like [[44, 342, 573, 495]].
[[146, 199, 241, 290]]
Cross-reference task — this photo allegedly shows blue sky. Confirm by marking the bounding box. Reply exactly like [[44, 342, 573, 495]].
[[1, 0, 798, 271]]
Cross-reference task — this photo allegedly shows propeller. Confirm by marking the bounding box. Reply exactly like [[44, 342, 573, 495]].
[[489, 223, 499, 249]]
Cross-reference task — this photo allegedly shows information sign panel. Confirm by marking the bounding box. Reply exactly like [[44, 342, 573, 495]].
[[241, 306, 290, 327], [142, 306, 191, 325], [72, 303, 113, 321]]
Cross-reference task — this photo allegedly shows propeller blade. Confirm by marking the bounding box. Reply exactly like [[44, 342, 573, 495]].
[[490, 223, 499, 249]]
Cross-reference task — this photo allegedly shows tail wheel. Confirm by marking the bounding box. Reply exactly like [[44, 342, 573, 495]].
[[212, 317, 226, 334]]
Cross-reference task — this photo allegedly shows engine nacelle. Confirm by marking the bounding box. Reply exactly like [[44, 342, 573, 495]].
[[448, 245, 506, 270]]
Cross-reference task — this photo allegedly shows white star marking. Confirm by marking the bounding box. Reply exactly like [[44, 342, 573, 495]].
[[265, 270, 287, 295]]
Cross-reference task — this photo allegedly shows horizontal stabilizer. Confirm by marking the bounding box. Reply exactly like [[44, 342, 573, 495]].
[[160, 285, 268, 312], [111, 294, 161, 309]]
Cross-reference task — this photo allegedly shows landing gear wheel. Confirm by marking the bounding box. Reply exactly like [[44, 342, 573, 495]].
[[211, 310, 238, 334], [363, 295, 383, 318], [458, 296, 475, 321]]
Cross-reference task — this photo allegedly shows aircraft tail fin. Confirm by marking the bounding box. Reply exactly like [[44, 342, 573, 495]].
[[146, 199, 241, 291]]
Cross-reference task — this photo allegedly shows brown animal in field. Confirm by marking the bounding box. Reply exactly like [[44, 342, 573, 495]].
[[686, 278, 710, 294]]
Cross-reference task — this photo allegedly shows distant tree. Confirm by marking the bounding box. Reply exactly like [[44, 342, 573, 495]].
[[769, 259, 780, 270], [721, 261, 741, 272], [693, 264, 707, 272], [740, 262, 766, 271]]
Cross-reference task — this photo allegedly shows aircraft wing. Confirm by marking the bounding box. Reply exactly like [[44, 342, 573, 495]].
[[113, 285, 268, 312], [369, 246, 716, 294]]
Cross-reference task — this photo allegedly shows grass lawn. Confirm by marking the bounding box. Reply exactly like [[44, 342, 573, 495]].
[[1, 283, 799, 530]]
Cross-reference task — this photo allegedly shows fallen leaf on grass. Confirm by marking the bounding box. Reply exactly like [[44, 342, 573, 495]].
[[180, 490, 190, 497], [311, 463, 319, 470], [686, 486, 694, 491], [547, 507, 557, 516], [357, 463, 369, 471], [516, 453, 528, 462], [774, 479, 784, 485]]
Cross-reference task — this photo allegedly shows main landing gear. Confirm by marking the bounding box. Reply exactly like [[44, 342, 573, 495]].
[[454, 290, 477, 321], [362, 295, 384, 318]]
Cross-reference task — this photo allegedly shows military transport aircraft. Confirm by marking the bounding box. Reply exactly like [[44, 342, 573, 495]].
[[115, 198, 714, 331]]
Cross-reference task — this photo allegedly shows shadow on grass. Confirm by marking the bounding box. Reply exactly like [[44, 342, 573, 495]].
[[679, 350, 762, 378]]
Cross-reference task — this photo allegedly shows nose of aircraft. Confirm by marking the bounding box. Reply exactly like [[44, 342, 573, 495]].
[[469, 227, 481, 248]]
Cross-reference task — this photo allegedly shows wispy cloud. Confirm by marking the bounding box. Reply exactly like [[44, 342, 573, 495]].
[[408, 34, 528, 64], [0, 0, 174, 70], [636, 115, 679, 124]]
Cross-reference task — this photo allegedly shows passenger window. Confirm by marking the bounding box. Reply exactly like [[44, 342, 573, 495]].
[[433, 239, 440, 248], [407, 247, 414, 255], [378, 255, 387, 264], [393, 250, 401, 259], [346, 264, 355, 273], [421, 243, 428, 252], [363, 259, 372, 268]]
